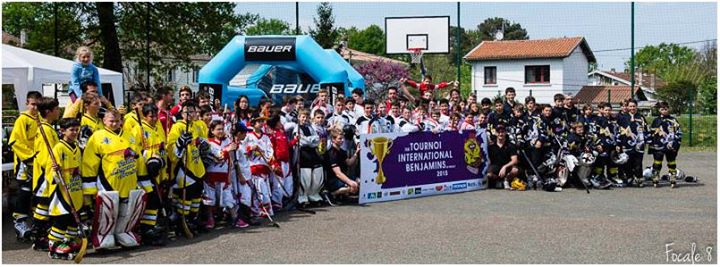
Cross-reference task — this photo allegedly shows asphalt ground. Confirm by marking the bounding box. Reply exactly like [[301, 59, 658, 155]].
[[2, 152, 716, 264]]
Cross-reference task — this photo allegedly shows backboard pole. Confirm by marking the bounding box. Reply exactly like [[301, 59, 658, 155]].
[[456, 2, 461, 82], [295, 2, 300, 35]]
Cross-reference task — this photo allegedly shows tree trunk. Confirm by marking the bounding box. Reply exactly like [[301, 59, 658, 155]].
[[96, 2, 122, 73]]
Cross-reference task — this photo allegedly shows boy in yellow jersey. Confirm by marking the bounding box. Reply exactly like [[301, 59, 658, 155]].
[[8, 90, 42, 241], [79, 93, 104, 150], [167, 100, 207, 234], [82, 109, 146, 249], [45, 118, 87, 260], [136, 103, 170, 245], [30, 97, 61, 251], [123, 93, 146, 134], [63, 81, 113, 119]]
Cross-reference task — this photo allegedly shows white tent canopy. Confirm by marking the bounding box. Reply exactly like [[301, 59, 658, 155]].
[[2, 44, 124, 110]]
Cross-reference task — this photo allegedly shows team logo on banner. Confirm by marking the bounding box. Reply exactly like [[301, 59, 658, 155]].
[[245, 37, 296, 61]]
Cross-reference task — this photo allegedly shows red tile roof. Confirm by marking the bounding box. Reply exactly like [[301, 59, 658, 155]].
[[464, 37, 596, 63], [575, 85, 642, 105], [606, 71, 666, 90]]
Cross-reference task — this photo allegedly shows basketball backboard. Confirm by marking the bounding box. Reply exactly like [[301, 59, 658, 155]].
[[385, 16, 450, 54]]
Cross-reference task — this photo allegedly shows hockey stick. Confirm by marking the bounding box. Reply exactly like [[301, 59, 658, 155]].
[[519, 149, 542, 190], [177, 115, 194, 239], [246, 178, 280, 228], [291, 127, 317, 214], [257, 151, 316, 214], [35, 118, 88, 263], [133, 107, 172, 233]]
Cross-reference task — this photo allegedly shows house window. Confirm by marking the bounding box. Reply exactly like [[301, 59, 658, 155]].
[[484, 66, 497, 85], [166, 69, 174, 82], [525, 65, 550, 84], [192, 68, 199, 83]]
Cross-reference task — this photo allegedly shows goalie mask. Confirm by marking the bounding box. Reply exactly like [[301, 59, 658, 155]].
[[579, 152, 596, 166], [642, 167, 654, 179]]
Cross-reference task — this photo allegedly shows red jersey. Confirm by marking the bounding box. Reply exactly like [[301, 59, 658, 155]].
[[158, 107, 173, 134], [268, 128, 291, 162], [405, 79, 450, 95]]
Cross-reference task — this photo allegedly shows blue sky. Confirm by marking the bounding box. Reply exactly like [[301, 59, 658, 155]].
[[235, 2, 717, 71]]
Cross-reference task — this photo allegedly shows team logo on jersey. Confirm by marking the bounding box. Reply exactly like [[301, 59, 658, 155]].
[[102, 137, 111, 145]]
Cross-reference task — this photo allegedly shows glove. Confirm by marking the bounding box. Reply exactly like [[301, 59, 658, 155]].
[[177, 132, 193, 150]]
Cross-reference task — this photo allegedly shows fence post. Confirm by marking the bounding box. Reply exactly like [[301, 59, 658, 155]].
[[689, 87, 694, 147], [607, 89, 611, 104]]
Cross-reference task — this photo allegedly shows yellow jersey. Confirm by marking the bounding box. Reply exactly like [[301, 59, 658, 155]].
[[32, 119, 59, 197], [8, 111, 38, 181], [47, 140, 85, 216], [81, 127, 144, 198], [167, 120, 206, 186]]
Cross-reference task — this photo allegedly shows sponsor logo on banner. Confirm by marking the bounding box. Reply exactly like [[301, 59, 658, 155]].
[[368, 193, 376, 199], [389, 191, 401, 196], [443, 185, 451, 191], [245, 37, 296, 61], [435, 185, 444, 191], [415, 187, 422, 195], [407, 188, 414, 195], [452, 182, 468, 190], [377, 192, 383, 199], [269, 84, 321, 94], [467, 182, 478, 188]]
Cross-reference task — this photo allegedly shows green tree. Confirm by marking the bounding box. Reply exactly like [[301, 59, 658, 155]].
[[447, 26, 476, 63], [626, 43, 697, 76], [656, 80, 695, 114], [4, 2, 258, 84], [347, 24, 385, 55], [246, 18, 292, 35], [2, 3, 89, 59], [474, 17, 529, 41], [309, 2, 338, 49]]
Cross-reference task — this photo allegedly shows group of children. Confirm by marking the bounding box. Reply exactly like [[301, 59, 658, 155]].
[[7, 68, 686, 261]]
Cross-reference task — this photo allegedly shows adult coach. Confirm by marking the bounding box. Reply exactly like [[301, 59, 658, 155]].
[[487, 125, 520, 190]]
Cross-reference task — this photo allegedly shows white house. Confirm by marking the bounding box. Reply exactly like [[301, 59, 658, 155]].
[[588, 69, 661, 101], [464, 37, 596, 104]]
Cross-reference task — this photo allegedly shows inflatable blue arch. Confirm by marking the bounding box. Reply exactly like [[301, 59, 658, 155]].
[[198, 35, 365, 107]]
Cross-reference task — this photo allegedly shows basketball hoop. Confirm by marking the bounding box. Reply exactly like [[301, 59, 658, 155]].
[[409, 48, 424, 64]]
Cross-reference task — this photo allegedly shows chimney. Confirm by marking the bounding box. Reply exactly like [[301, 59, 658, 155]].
[[611, 68, 616, 73]]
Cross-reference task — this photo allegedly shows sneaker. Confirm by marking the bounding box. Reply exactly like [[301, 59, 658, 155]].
[[234, 218, 250, 228], [14, 219, 32, 240], [503, 181, 513, 190], [205, 216, 215, 230], [610, 177, 624, 186], [554, 187, 563, 192]]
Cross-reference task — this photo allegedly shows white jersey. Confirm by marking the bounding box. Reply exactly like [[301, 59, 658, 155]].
[[205, 137, 232, 176], [353, 104, 365, 119], [397, 117, 421, 133], [356, 115, 393, 135], [244, 131, 274, 167], [311, 103, 333, 118], [327, 112, 351, 130], [424, 118, 444, 133], [439, 114, 450, 128]]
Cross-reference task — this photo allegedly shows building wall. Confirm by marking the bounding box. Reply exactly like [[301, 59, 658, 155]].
[[470, 58, 565, 104], [562, 47, 590, 95]]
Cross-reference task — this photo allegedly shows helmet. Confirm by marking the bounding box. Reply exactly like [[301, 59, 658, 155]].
[[674, 169, 686, 181], [511, 178, 527, 191], [579, 152, 596, 166], [612, 152, 629, 165], [543, 154, 557, 168], [643, 167, 654, 179]]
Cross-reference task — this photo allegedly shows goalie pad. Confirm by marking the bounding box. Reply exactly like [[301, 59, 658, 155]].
[[91, 191, 119, 249], [115, 189, 146, 248]]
